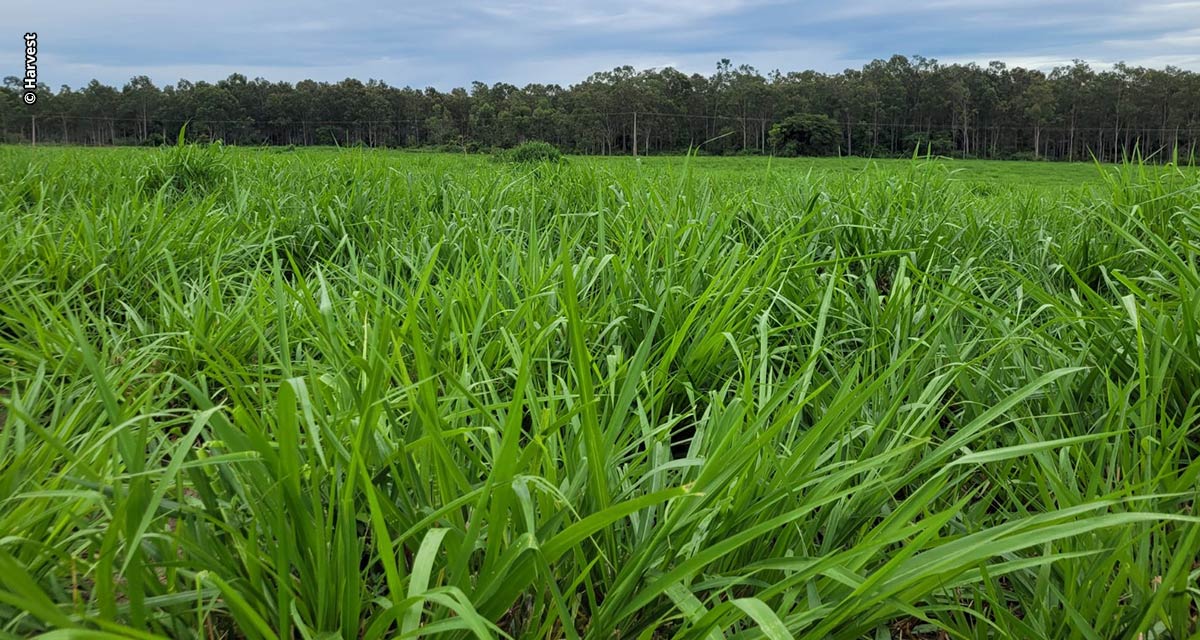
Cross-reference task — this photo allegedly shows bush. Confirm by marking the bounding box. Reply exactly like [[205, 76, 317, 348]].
[[499, 140, 564, 164], [903, 131, 956, 157], [138, 124, 229, 196], [141, 132, 166, 147], [769, 114, 841, 157]]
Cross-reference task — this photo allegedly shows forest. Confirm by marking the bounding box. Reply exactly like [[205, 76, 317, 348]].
[[4, 55, 1200, 161]]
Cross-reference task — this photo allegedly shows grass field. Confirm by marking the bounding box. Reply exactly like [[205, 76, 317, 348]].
[[1, 145, 1199, 639]]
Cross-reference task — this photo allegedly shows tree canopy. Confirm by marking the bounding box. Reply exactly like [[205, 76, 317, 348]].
[[769, 114, 841, 156], [4, 55, 1200, 161]]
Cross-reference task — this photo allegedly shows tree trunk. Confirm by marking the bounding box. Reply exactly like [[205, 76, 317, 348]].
[[1068, 110, 1076, 161], [845, 114, 853, 156]]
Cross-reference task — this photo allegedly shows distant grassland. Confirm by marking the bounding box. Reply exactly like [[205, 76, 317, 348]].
[[7, 144, 1181, 189], [0, 145, 1198, 639], [593, 154, 1137, 190]]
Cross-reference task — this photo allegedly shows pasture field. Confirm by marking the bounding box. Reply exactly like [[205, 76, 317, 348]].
[[1, 145, 1199, 639]]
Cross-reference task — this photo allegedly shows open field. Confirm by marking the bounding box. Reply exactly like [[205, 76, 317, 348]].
[[1, 146, 1199, 639], [590, 154, 1140, 190]]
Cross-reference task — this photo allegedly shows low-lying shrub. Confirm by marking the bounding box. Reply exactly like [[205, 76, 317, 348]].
[[497, 140, 564, 164], [137, 125, 229, 196]]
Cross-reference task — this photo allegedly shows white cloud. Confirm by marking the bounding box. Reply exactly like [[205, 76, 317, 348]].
[[12, 0, 1200, 89]]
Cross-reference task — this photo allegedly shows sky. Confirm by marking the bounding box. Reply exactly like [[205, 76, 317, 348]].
[[10, 0, 1200, 90]]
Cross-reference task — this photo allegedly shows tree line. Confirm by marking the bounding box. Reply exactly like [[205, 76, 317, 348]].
[[4, 55, 1200, 161]]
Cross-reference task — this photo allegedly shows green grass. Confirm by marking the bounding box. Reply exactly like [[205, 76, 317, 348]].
[[592, 154, 1121, 190], [1, 145, 1198, 639]]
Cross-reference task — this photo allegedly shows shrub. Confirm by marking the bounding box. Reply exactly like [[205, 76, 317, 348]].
[[500, 140, 564, 164], [903, 131, 956, 157], [137, 124, 229, 196], [141, 132, 166, 147], [769, 114, 841, 156]]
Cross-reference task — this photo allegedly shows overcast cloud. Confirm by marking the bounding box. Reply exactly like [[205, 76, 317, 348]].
[[10, 0, 1200, 89]]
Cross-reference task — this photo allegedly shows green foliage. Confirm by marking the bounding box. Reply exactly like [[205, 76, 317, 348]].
[[140, 132, 166, 147], [769, 113, 841, 156], [498, 140, 564, 164], [137, 125, 230, 196], [7, 57, 1200, 161], [903, 131, 956, 157], [0, 148, 1199, 639]]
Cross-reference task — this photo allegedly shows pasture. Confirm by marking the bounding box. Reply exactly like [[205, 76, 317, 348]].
[[0, 145, 1198, 639]]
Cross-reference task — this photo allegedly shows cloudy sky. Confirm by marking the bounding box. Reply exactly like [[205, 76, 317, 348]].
[[11, 0, 1200, 90]]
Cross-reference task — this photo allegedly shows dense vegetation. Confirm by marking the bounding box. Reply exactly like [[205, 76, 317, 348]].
[[497, 140, 565, 165], [5, 55, 1200, 160], [1, 146, 1199, 639]]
